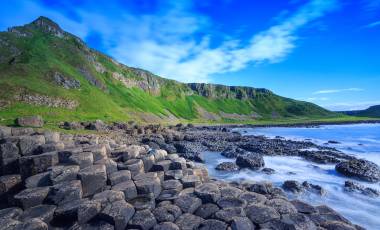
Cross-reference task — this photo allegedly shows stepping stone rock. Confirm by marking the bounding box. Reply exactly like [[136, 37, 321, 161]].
[[128, 209, 157, 230], [153, 222, 180, 230], [236, 153, 264, 170], [195, 203, 220, 219], [220, 186, 243, 198], [290, 199, 317, 214], [245, 204, 280, 224], [78, 199, 101, 224], [14, 186, 50, 209], [194, 183, 221, 203], [125, 159, 144, 177], [260, 213, 317, 230], [162, 180, 183, 191], [93, 190, 125, 208], [78, 165, 107, 197], [217, 197, 247, 209], [19, 151, 59, 179], [47, 180, 82, 205], [25, 172, 51, 188], [18, 135, 45, 156], [53, 199, 82, 224], [157, 189, 180, 202], [215, 207, 246, 223], [174, 195, 202, 213], [129, 193, 156, 210], [20, 204, 56, 223], [94, 159, 118, 176], [112, 181, 137, 200], [99, 200, 135, 230], [175, 213, 204, 230], [134, 177, 161, 198], [198, 219, 227, 230], [181, 175, 201, 188], [49, 165, 80, 185], [108, 170, 131, 186], [152, 204, 182, 222], [0, 142, 20, 174], [84, 145, 107, 161], [231, 217, 255, 230], [266, 198, 297, 215], [238, 192, 267, 205], [0, 207, 23, 220]]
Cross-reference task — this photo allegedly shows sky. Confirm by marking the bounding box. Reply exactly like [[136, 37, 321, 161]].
[[0, 0, 379, 111]]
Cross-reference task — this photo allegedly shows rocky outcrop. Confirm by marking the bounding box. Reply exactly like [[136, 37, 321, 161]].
[[344, 180, 379, 197], [16, 116, 44, 128], [236, 153, 265, 170], [53, 72, 80, 89], [336, 159, 380, 182], [14, 93, 78, 109]]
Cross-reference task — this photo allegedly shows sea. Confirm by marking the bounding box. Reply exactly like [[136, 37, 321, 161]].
[[201, 123, 380, 229]]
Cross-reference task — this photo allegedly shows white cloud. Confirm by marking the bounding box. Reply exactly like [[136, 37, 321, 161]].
[[2, 0, 338, 83], [364, 20, 380, 28], [312, 88, 364, 94], [306, 97, 330, 101]]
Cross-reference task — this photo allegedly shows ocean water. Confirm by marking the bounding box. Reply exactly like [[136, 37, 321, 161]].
[[201, 124, 380, 229]]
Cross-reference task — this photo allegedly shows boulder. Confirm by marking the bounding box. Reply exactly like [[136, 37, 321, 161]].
[[47, 180, 82, 205], [134, 177, 162, 198], [236, 153, 264, 170], [195, 203, 220, 219], [93, 190, 125, 208], [152, 160, 172, 172], [217, 197, 247, 209], [129, 193, 156, 210], [198, 219, 227, 230], [0, 174, 22, 195], [98, 200, 135, 230], [124, 159, 144, 177], [25, 172, 51, 188], [152, 204, 182, 222], [215, 162, 239, 171], [336, 159, 380, 182], [162, 179, 183, 191], [215, 207, 246, 223], [245, 204, 280, 224], [77, 199, 101, 224], [128, 209, 157, 230], [108, 170, 131, 186], [112, 181, 137, 200], [282, 180, 305, 193], [0, 142, 20, 174], [231, 217, 255, 230], [20, 204, 56, 223], [344, 180, 380, 197], [78, 165, 107, 197], [14, 186, 50, 209], [18, 135, 46, 156], [53, 198, 82, 224], [174, 195, 202, 213], [153, 222, 180, 230], [16, 116, 44, 128], [19, 151, 58, 179], [175, 213, 204, 230], [181, 175, 201, 188], [49, 165, 80, 185]]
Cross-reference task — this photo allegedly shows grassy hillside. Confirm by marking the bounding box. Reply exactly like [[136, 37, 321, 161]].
[[341, 105, 380, 118], [0, 16, 341, 125]]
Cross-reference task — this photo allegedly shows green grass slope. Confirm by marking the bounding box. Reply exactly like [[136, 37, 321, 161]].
[[0, 16, 342, 125], [342, 105, 380, 118]]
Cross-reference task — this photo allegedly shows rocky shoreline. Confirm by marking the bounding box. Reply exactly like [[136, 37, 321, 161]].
[[1, 118, 379, 229]]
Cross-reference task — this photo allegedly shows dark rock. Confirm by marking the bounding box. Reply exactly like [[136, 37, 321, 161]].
[[70, 220, 114, 230], [265, 198, 297, 215], [236, 153, 264, 170], [262, 168, 275, 174], [134, 177, 161, 198], [78, 199, 101, 224], [214, 207, 246, 223], [0, 142, 20, 174], [174, 195, 202, 213], [20, 204, 56, 223], [302, 181, 327, 196], [231, 217, 255, 230], [0, 207, 23, 220], [19, 151, 59, 179], [245, 204, 280, 224], [47, 180, 82, 205], [194, 183, 221, 203], [108, 170, 131, 186], [0, 174, 22, 199], [195, 203, 220, 219], [129, 193, 156, 210], [128, 209, 157, 230], [260, 213, 317, 230], [58, 149, 93, 169], [53, 199, 82, 224], [25, 172, 51, 188], [165, 170, 183, 180], [335, 159, 380, 182], [18, 135, 45, 156], [94, 159, 118, 177], [282, 180, 305, 193], [152, 160, 172, 172], [175, 213, 204, 230], [238, 191, 267, 205], [220, 186, 243, 198], [198, 219, 227, 230], [98, 200, 135, 230], [141, 154, 155, 172], [153, 222, 180, 230], [16, 116, 44, 128], [162, 180, 183, 191], [124, 159, 144, 177], [112, 181, 137, 200], [217, 197, 247, 209], [78, 165, 107, 197], [157, 189, 180, 202], [53, 71, 80, 89], [321, 221, 357, 230], [15, 218, 48, 230], [290, 199, 317, 214], [14, 186, 50, 209], [181, 175, 201, 188], [152, 204, 182, 222], [215, 162, 239, 171], [49, 165, 80, 185], [344, 180, 379, 197], [248, 182, 273, 195]]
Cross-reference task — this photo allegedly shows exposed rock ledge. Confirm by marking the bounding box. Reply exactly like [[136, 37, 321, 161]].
[[14, 93, 78, 109]]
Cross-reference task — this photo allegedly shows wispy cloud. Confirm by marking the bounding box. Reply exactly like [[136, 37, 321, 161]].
[[306, 97, 330, 101], [0, 0, 338, 83], [312, 88, 364, 94], [364, 20, 380, 28]]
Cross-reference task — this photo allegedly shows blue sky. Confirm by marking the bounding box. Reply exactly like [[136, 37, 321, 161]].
[[1, 0, 379, 111]]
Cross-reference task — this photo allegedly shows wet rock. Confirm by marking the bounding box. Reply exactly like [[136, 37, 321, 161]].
[[18, 135, 46, 156], [245, 204, 280, 224], [321, 221, 357, 230], [262, 168, 275, 174], [282, 180, 305, 193], [98, 200, 135, 230], [214, 207, 246, 223], [78, 199, 101, 224], [260, 213, 317, 230], [49, 165, 80, 185], [78, 165, 107, 197], [217, 197, 247, 209], [112, 181, 137, 200], [335, 159, 380, 182], [198, 219, 227, 230], [220, 186, 243, 198], [128, 209, 157, 230], [290, 199, 317, 214], [19, 151, 58, 179], [266, 198, 297, 215], [195, 203, 220, 219], [47, 180, 82, 205], [175, 213, 204, 230], [20, 204, 56, 223], [153, 222, 180, 230], [221, 147, 246, 158], [248, 182, 273, 195], [152, 204, 182, 222], [231, 217, 255, 230], [302, 181, 326, 196], [344, 180, 380, 197], [14, 186, 50, 209], [238, 191, 267, 205], [236, 153, 264, 170], [174, 195, 202, 213], [16, 116, 44, 128], [215, 162, 239, 171], [181, 175, 201, 188], [53, 199, 82, 224], [0, 207, 23, 220], [108, 170, 131, 186], [194, 183, 221, 203]]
